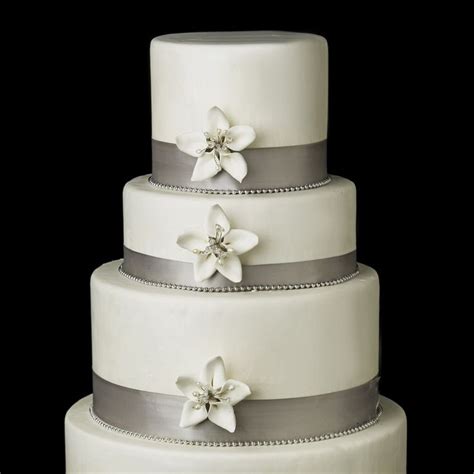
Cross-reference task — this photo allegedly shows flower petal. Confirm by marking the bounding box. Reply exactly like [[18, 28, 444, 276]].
[[207, 106, 230, 134], [191, 155, 220, 182], [194, 254, 217, 282], [220, 152, 248, 183], [227, 125, 256, 151], [177, 231, 207, 253], [216, 254, 242, 283], [208, 403, 236, 432], [224, 229, 259, 256], [176, 131, 208, 158], [220, 380, 251, 406], [176, 376, 200, 399], [200, 356, 226, 388], [179, 400, 208, 428], [206, 204, 231, 236]]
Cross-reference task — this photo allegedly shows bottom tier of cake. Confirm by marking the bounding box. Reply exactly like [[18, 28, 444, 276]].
[[65, 395, 406, 473]]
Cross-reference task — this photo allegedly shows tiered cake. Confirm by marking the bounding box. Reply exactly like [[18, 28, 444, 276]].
[[65, 31, 407, 473]]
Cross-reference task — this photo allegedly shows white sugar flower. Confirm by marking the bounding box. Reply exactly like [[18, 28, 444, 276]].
[[177, 204, 258, 283], [176, 356, 251, 432], [176, 106, 256, 183]]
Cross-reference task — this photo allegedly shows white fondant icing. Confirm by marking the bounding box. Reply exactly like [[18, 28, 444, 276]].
[[91, 261, 379, 399], [123, 175, 356, 265], [65, 396, 406, 473], [151, 32, 328, 147], [65, 30, 408, 472]]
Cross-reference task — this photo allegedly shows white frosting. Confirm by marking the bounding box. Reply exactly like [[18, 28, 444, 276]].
[[123, 175, 356, 265], [65, 396, 406, 473], [151, 32, 328, 147], [66, 31, 409, 473], [91, 261, 378, 399]]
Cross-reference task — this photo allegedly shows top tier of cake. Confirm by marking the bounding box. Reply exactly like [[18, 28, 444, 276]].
[[151, 31, 328, 148]]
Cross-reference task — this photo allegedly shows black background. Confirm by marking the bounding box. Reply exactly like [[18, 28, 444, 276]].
[[7, 7, 460, 473]]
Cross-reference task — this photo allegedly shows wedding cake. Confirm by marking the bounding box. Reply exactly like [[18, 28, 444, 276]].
[[65, 31, 407, 473]]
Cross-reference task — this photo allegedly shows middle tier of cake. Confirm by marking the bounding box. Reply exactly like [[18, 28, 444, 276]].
[[123, 175, 356, 266], [92, 262, 379, 400]]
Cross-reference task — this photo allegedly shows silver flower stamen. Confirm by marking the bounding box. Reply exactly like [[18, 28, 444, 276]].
[[191, 381, 233, 410], [193, 224, 234, 265], [197, 129, 234, 172]]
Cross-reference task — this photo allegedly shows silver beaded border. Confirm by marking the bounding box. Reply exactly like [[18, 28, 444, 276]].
[[89, 404, 382, 448], [118, 264, 360, 293], [148, 176, 332, 195]]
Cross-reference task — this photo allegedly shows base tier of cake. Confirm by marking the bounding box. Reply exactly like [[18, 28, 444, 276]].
[[65, 395, 406, 473]]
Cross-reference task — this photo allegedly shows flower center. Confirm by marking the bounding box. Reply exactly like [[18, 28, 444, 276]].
[[196, 129, 233, 171], [193, 224, 233, 265], [191, 381, 235, 410]]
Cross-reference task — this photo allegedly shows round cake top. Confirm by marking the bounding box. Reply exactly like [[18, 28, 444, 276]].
[[150, 31, 328, 148], [154, 31, 324, 46]]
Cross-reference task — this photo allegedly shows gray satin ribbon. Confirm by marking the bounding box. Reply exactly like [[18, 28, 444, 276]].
[[122, 247, 357, 289], [93, 373, 379, 443], [152, 140, 328, 190]]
